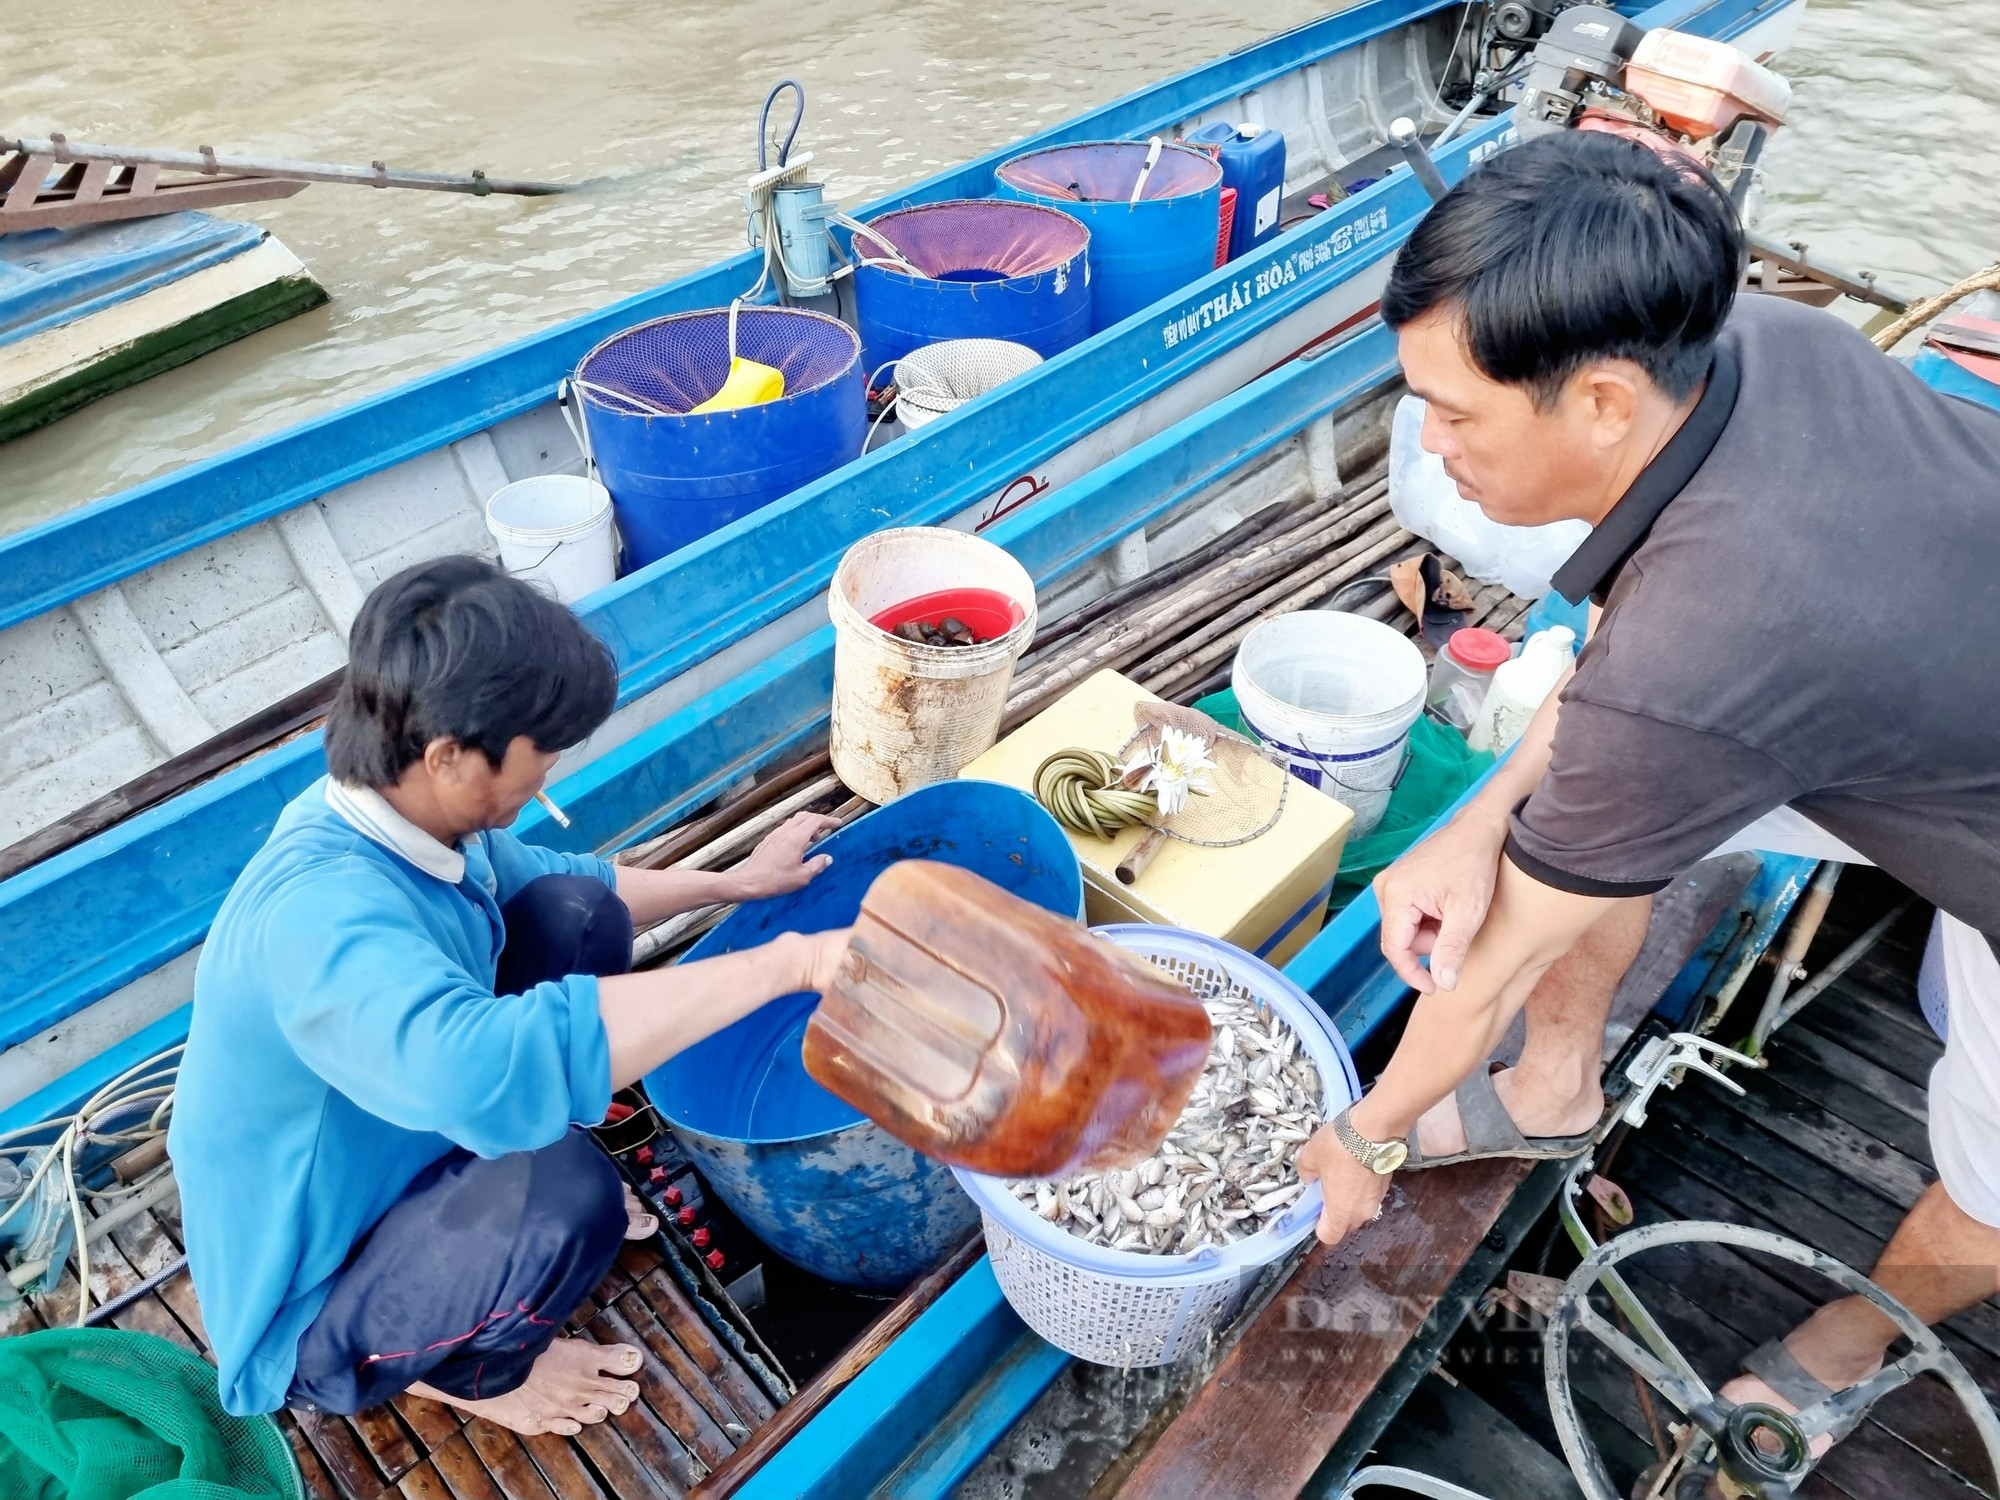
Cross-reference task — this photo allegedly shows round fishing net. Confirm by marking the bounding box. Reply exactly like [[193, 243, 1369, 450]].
[[855, 200, 1088, 280], [574, 306, 860, 417], [0, 1328, 302, 1500], [996, 141, 1222, 203], [893, 338, 1043, 428]]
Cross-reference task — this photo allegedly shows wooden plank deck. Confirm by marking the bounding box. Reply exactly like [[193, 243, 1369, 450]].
[[0, 1192, 786, 1500], [1398, 887, 2000, 1500]]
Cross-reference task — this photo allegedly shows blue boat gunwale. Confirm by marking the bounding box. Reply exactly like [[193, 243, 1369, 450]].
[[0, 0, 1469, 634], [0, 315, 1406, 1136], [0, 0, 1813, 1126], [0, 123, 1500, 1071]]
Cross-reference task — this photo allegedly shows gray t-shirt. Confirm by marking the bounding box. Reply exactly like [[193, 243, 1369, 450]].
[[1507, 296, 2000, 944]]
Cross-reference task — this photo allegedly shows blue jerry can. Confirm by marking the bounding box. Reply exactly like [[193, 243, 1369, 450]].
[[1186, 122, 1287, 261]]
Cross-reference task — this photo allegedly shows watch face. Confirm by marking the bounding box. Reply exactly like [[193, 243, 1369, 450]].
[[1375, 1138, 1409, 1174]]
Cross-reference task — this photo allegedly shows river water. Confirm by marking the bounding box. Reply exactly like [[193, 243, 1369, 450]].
[[3, 0, 1996, 533]]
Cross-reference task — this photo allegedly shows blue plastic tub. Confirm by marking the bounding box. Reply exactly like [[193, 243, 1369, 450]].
[[573, 306, 866, 570], [642, 780, 1084, 1289], [995, 141, 1224, 332], [851, 199, 1091, 373]]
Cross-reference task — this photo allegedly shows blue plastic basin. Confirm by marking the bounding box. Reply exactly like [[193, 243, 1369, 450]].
[[643, 780, 1084, 1288]]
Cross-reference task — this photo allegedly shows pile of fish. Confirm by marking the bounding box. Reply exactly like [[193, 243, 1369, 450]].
[[893, 616, 982, 647], [1008, 988, 1325, 1255]]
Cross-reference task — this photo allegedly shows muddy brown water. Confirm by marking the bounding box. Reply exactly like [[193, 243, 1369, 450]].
[[2, 0, 1996, 534]]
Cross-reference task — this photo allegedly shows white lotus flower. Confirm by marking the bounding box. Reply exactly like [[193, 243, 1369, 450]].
[[1119, 726, 1216, 817]]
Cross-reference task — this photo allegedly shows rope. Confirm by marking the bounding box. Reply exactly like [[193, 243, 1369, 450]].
[[1872, 263, 2000, 351], [1033, 749, 1156, 841], [0, 1044, 184, 1325]]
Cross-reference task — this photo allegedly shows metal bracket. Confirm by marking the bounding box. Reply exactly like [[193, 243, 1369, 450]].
[[1620, 1031, 1760, 1130]]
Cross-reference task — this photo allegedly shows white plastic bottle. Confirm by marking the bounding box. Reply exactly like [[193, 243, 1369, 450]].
[[1467, 626, 1577, 753]]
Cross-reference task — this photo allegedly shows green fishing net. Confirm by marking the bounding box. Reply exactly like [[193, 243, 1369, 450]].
[[1192, 692, 1494, 915], [0, 1328, 301, 1500]]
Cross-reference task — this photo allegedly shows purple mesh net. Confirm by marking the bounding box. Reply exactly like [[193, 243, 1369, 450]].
[[997, 141, 1222, 204], [855, 200, 1088, 279], [574, 306, 860, 417]]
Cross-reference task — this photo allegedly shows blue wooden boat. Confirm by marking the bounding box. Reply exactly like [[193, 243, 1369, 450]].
[[0, 211, 325, 443], [0, 0, 1882, 1493], [0, 0, 1806, 1157], [0, 0, 1811, 873]]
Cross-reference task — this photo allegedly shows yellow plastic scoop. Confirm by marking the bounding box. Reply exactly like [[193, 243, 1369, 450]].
[[691, 356, 785, 413]]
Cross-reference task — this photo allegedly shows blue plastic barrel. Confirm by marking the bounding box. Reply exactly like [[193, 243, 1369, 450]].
[[995, 141, 1224, 332], [573, 306, 866, 571], [851, 199, 1091, 374], [642, 781, 1084, 1289]]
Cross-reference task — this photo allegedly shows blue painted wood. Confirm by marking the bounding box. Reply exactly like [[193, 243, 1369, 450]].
[[0, 320, 1400, 1080], [1910, 347, 2000, 413], [732, 1259, 1030, 1500], [0, 0, 1457, 633], [875, 1331, 1072, 1500], [0, 0, 1804, 1175]]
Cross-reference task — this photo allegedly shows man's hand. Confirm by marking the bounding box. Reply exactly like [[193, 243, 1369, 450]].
[[734, 812, 840, 900], [1296, 1122, 1392, 1245], [1373, 808, 1509, 993], [786, 926, 853, 996]]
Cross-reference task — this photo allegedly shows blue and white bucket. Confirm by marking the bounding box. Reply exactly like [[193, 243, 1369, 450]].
[[1231, 611, 1427, 837]]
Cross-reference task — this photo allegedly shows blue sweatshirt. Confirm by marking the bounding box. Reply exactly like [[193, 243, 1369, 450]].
[[167, 778, 617, 1415]]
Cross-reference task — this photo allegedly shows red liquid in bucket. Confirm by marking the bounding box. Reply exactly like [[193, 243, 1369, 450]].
[[869, 587, 1024, 643]]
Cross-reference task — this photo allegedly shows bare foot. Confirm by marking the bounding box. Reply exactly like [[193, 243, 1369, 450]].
[[412, 1339, 643, 1436], [623, 1184, 658, 1240], [1412, 1067, 1602, 1157]]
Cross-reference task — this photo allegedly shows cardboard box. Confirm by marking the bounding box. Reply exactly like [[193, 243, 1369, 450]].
[[960, 669, 1353, 965]]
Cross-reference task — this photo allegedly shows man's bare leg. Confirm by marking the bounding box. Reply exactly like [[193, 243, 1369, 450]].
[[1413, 894, 1653, 1155], [1719, 1181, 2000, 1456], [411, 1340, 644, 1436]]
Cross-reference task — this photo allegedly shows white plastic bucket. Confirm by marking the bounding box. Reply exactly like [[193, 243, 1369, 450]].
[[1232, 611, 1427, 837], [484, 475, 617, 605], [828, 527, 1037, 805]]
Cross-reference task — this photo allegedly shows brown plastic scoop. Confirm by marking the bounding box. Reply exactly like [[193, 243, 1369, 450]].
[[802, 860, 1213, 1179]]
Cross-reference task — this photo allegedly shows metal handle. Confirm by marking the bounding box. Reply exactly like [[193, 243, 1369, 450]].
[[1388, 117, 1449, 205]]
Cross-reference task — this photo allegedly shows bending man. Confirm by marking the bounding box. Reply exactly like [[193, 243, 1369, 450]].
[[1296, 131, 2000, 1457]]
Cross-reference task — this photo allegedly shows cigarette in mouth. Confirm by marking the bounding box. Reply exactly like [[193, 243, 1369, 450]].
[[534, 790, 572, 828]]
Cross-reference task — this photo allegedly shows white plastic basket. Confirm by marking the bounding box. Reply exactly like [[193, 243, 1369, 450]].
[[952, 926, 1361, 1367]]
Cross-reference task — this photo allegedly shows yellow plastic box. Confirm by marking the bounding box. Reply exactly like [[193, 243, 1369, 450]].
[[959, 669, 1353, 966]]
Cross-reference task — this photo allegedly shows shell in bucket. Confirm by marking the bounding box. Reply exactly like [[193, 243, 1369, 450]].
[[828, 527, 1037, 806], [641, 780, 1083, 1289]]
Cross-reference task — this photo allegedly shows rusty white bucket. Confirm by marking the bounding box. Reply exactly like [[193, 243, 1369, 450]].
[[828, 527, 1037, 805]]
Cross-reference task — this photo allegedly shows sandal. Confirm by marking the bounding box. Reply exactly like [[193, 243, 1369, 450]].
[[1631, 1340, 1866, 1498], [1401, 1065, 1596, 1170]]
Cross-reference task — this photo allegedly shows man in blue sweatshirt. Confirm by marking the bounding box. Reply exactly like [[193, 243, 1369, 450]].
[[169, 557, 849, 1439]]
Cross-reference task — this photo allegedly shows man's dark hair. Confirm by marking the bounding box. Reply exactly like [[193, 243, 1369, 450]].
[[326, 557, 618, 787], [1381, 131, 1744, 408]]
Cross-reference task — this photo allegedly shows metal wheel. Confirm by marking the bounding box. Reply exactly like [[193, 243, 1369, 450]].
[[1543, 1218, 2000, 1499]]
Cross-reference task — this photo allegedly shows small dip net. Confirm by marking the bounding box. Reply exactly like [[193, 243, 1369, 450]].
[[857, 199, 1088, 280], [574, 305, 860, 417], [996, 141, 1222, 204]]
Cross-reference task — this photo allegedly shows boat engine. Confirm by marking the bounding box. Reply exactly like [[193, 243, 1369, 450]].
[[1491, 0, 1614, 45], [1514, 9, 1790, 214]]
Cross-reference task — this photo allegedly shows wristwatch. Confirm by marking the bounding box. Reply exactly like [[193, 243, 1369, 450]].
[[1332, 1106, 1409, 1175]]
